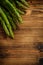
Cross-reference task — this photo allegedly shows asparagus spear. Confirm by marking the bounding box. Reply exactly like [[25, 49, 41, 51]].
[[0, 7, 14, 38]]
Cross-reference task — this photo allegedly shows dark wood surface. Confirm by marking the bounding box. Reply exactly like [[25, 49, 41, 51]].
[[0, 1, 43, 65]]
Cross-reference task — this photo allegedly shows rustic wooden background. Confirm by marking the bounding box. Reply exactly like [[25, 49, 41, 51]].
[[0, 1, 43, 65]]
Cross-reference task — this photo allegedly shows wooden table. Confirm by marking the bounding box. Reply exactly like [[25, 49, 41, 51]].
[[0, 1, 43, 65]]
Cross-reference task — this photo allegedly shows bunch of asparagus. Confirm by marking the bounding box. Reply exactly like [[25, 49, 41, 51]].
[[0, 0, 29, 38]]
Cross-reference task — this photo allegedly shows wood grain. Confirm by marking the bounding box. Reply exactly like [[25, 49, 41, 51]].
[[0, 1, 43, 65]]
